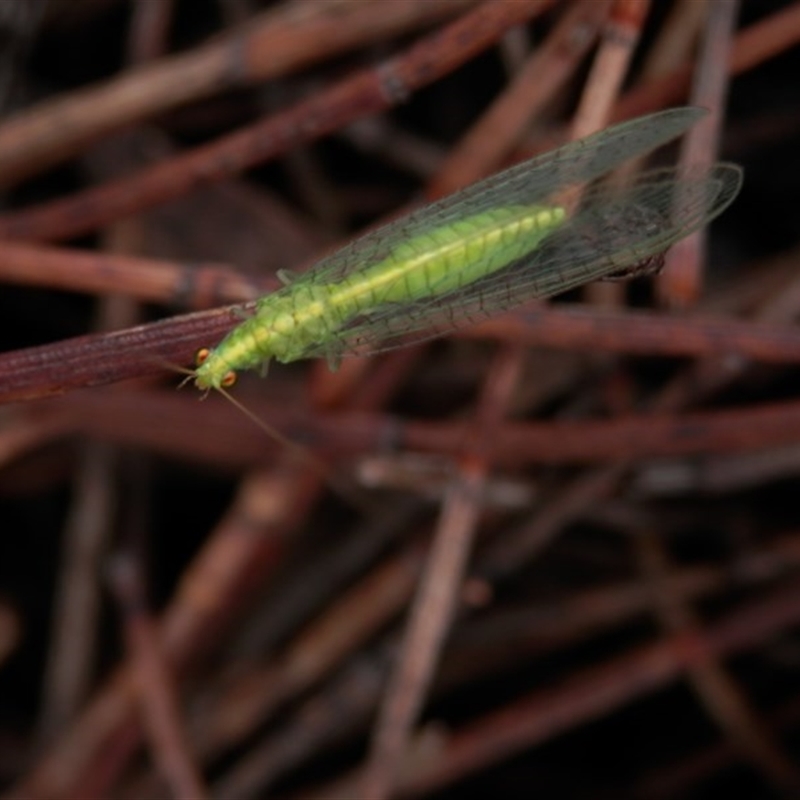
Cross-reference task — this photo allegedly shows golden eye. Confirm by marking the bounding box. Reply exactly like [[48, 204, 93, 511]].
[[221, 371, 237, 388], [195, 348, 211, 367]]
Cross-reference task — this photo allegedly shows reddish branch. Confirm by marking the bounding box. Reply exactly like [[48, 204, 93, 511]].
[[0, 0, 552, 243]]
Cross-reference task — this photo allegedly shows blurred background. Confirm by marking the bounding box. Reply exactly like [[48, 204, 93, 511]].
[[1, 1, 800, 798]]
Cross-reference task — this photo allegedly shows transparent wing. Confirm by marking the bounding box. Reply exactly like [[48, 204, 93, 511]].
[[299, 163, 743, 358], [274, 108, 707, 294]]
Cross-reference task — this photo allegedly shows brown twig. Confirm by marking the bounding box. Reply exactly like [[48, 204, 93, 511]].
[[577, 0, 651, 307], [0, 239, 273, 308], [107, 554, 209, 800], [193, 542, 429, 760], [657, 0, 739, 307], [427, 0, 613, 197], [361, 346, 525, 799], [0, 0, 552, 242], [570, 0, 650, 142], [3, 5, 799, 799], [10, 290, 800, 404], [636, 531, 800, 792], [360, 7, 646, 790], [395, 581, 800, 799], [35, 443, 118, 744], [127, 0, 174, 64], [8, 464, 322, 799], [0, 0, 476, 189], [613, 0, 800, 121], [208, 529, 800, 797], [299, 580, 800, 798]]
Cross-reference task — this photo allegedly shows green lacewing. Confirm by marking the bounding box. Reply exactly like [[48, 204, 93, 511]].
[[193, 107, 742, 391]]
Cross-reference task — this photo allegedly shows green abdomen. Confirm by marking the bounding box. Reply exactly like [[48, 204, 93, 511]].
[[325, 204, 565, 315], [250, 203, 565, 365]]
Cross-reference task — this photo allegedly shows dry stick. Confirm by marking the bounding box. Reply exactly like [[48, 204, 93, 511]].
[[354, 454, 533, 509], [99, 465, 325, 800], [342, 116, 445, 180], [0, 239, 273, 307], [571, 0, 650, 142], [0, 0, 792, 247], [359, 7, 638, 789], [87, 14, 206, 790], [0, 0, 552, 243], [6, 464, 321, 800], [0, 0, 475, 189], [641, 0, 709, 78], [107, 556, 209, 800], [209, 648, 394, 799], [107, 383, 800, 463], [639, 443, 800, 496], [448, 396, 800, 468], [210, 529, 800, 797], [480, 464, 626, 581], [191, 541, 430, 759], [0, 4, 794, 402], [580, 0, 651, 308], [35, 442, 117, 744], [137, 384, 583, 791], [606, 0, 721, 282], [0, 151, 326, 306], [0, 304, 250, 402], [636, 533, 800, 793], [29, 8, 210, 795], [35, 384, 800, 471], [641, 1, 800, 789], [292, 525, 800, 797], [346, 198, 800, 791], [222, 499, 426, 662], [604, 0, 706, 189], [658, 0, 739, 308], [395, 581, 800, 799], [127, 429, 431, 793], [0, 408, 74, 468], [280, 117, 352, 235], [361, 347, 527, 800], [427, 0, 613, 196], [37, 1, 180, 747], [460, 302, 800, 361], [127, 0, 174, 64], [344, 25, 620, 776], [116, 319, 436, 795], [204, 259, 800, 796], [296, 580, 800, 798], [440, 528, 800, 740], [613, 0, 800, 121], [11, 285, 800, 404], [406, 203, 800, 798], [651, 279, 800, 416], [452, 529, 800, 667]]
